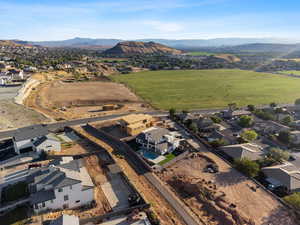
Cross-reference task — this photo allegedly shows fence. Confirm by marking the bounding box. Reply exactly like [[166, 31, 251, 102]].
[[162, 150, 189, 169]]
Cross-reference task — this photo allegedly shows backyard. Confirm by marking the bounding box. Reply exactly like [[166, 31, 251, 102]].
[[112, 69, 300, 110]]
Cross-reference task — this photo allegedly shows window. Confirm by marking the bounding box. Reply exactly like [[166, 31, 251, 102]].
[[70, 185, 72, 190], [42, 202, 45, 208], [64, 195, 69, 201], [58, 188, 63, 192], [50, 200, 53, 203], [75, 200, 80, 203], [35, 204, 38, 209]]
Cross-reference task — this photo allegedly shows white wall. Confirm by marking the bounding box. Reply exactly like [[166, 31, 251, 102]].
[[33, 183, 94, 213], [14, 139, 32, 154], [35, 139, 61, 153]]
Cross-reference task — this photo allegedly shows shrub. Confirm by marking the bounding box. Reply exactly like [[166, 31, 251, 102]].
[[284, 192, 300, 210], [254, 109, 275, 120], [238, 115, 253, 128], [209, 138, 227, 148], [278, 131, 291, 144], [240, 130, 258, 142], [295, 98, 300, 105], [234, 158, 259, 178], [169, 108, 176, 118], [211, 115, 222, 123], [281, 115, 293, 125], [247, 104, 255, 112], [267, 148, 289, 163]]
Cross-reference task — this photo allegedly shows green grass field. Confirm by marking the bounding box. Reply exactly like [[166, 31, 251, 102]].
[[279, 70, 300, 76], [112, 69, 300, 110], [186, 51, 214, 56]]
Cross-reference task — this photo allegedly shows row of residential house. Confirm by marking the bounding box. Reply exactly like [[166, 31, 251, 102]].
[[0, 157, 94, 214], [0, 69, 25, 85]]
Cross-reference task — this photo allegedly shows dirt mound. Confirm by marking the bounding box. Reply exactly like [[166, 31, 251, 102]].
[[215, 54, 241, 63], [169, 175, 254, 225], [104, 41, 183, 55]]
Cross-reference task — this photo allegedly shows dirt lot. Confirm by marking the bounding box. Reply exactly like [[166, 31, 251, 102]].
[[25, 72, 150, 120], [0, 100, 48, 131], [158, 152, 297, 225]]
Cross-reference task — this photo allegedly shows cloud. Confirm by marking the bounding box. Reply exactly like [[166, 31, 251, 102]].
[[143, 21, 183, 32]]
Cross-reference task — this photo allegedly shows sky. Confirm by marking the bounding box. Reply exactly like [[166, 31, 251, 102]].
[[1, 0, 300, 41]]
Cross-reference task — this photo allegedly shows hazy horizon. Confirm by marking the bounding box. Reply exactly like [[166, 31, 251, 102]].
[[1, 0, 300, 41]]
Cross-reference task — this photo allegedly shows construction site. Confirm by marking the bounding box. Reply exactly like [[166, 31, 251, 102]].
[[24, 71, 150, 120], [73, 125, 189, 225], [158, 152, 297, 225]]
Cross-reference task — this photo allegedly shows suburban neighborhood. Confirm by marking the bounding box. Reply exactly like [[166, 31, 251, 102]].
[[3, 3, 300, 224]]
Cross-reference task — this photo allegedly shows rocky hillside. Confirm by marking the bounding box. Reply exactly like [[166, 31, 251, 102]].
[[103, 41, 183, 55]]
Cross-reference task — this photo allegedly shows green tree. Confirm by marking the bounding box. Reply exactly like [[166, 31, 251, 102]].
[[169, 108, 176, 119], [247, 104, 255, 112], [189, 122, 198, 133], [238, 115, 254, 128], [278, 130, 291, 144], [210, 115, 222, 124], [209, 138, 227, 148], [228, 103, 237, 111], [275, 107, 284, 114], [267, 148, 289, 164], [281, 115, 293, 125], [284, 192, 300, 210], [295, 99, 300, 105], [241, 130, 258, 142], [234, 158, 260, 178], [254, 109, 275, 121]]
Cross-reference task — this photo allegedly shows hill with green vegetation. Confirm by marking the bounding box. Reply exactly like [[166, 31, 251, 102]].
[[112, 69, 300, 110]]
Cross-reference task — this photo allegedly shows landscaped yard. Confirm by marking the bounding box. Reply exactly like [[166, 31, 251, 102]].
[[158, 153, 176, 166], [112, 69, 300, 110]]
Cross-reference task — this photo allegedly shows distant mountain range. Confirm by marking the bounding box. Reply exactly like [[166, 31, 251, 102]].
[[16, 37, 300, 49]]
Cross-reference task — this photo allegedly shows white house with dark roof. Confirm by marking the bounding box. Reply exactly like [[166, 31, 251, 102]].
[[136, 127, 180, 155], [220, 143, 265, 161], [30, 159, 94, 213], [13, 125, 61, 154], [0, 159, 94, 214]]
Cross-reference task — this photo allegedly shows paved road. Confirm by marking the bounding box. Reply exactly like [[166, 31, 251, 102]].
[[0, 111, 169, 140], [0, 102, 295, 140]]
